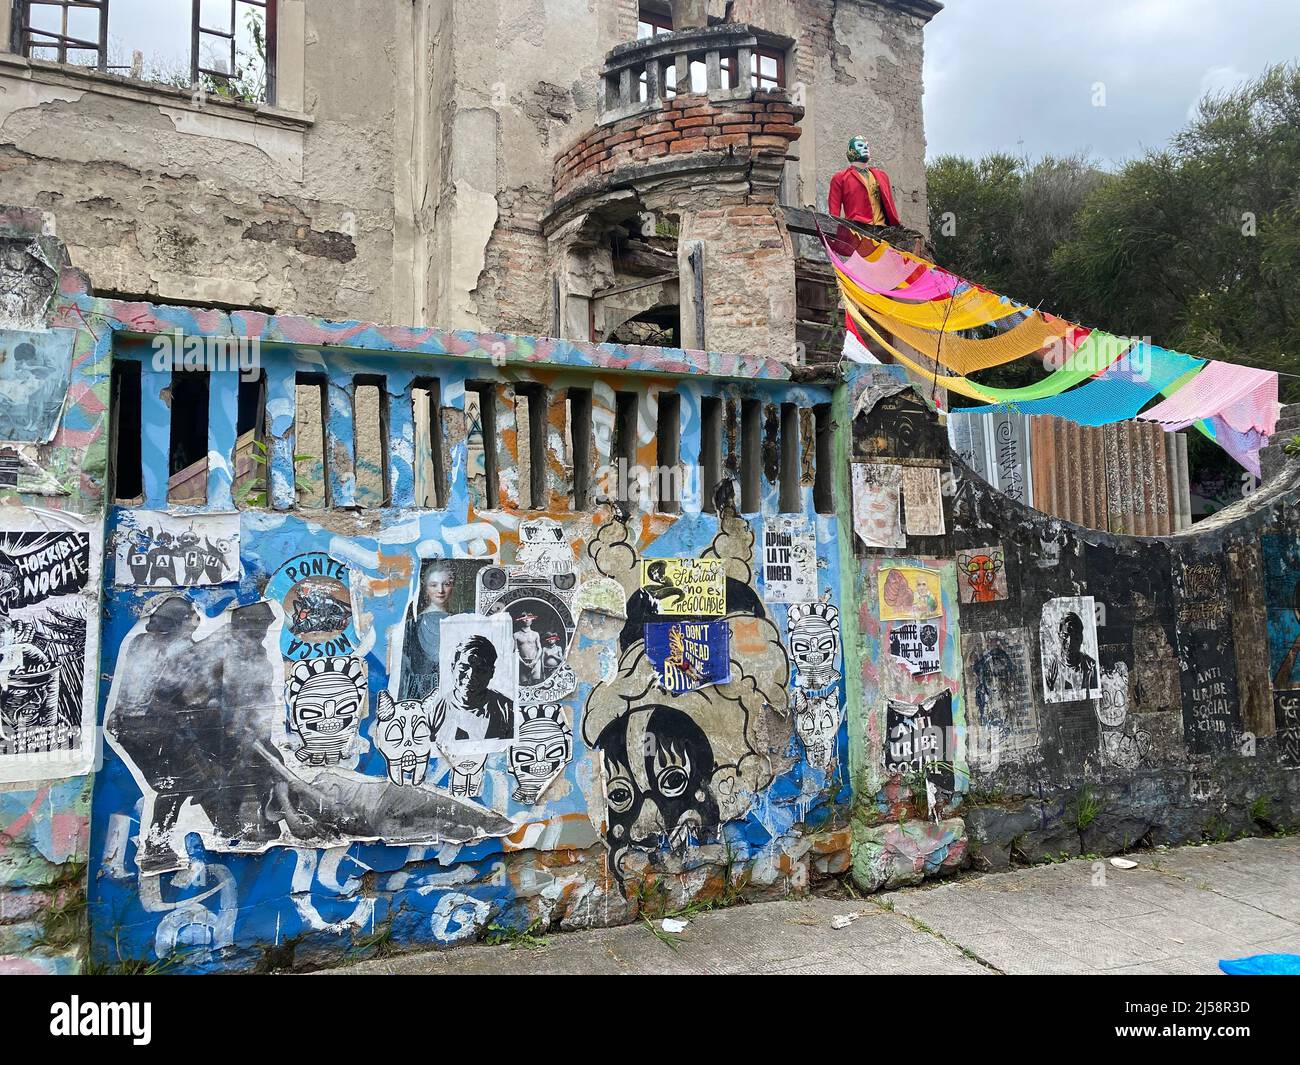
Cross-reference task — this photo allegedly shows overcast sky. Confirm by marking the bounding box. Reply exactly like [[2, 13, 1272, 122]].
[[923, 0, 1300, 167]]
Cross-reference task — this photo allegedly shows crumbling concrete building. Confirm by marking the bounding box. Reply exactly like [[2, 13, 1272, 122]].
[[0, 0, 937, 356], [7, 1, 1296, 980]]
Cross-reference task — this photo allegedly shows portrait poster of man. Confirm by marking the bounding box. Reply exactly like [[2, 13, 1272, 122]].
[[432, 613, 518, 757], [397, 558, 492, 700], [1040, 596, 1101, 702]]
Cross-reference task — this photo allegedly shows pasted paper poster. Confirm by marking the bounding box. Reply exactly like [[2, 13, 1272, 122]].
[[762, 516, 817, 603], [887, 620, 940, 676], [851, 463, 905, 549], [902, 466, 945, 537], [877, 566, 942, 621], [1040, 595, 1101, 702], [0, 509, 102, 783], [640, 558, 727, 616], [112, 510, 239, 587], [645, 619, 731, 695]]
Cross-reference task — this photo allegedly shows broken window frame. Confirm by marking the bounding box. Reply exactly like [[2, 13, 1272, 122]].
[[16, 0, 278, 105], [16, 0, 107, 67]]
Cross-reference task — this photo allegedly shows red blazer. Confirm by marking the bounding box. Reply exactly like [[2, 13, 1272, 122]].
[[828, 166, 902, 227]]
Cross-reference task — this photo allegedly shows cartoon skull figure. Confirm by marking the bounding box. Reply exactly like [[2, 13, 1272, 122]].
[[1097, 662, 1130, 727], [787, 599, 842, 689], [793, 688, 842, 769], [508, 704, 573, 804], [286, 657, 367, 766], [374, 691, 436, 785]]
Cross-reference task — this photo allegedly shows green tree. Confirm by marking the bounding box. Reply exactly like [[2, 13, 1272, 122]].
[[927, 63, 1300, 402]]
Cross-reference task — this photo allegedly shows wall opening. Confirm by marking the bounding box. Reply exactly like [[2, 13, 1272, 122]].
[[700, 395, 722, 513], [741, 398, 761, 513], [353, 376, 390, 508], [109, 358, 143, 505], [167, 368, 209, 505], [294, 374, 328, 509], [467, 382, 499, 510], [779, 402, 800, 513], [233, 371, 266, 507], [655, 392, 681, 514], [515, 383, 548, 510], [813, 403, 833, 515], [569, 388, 592, 511], [412, 379, 447, 509], [612, 390, 639, 506]]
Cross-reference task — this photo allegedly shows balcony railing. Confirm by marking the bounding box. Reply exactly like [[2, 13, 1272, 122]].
[[599, 24, 790, 122]]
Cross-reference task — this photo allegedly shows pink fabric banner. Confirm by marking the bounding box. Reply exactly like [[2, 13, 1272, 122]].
[[1137, 361, 1278, 435]]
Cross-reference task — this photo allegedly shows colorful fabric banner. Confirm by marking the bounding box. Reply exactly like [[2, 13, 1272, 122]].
[[828, 227, 1281, 474], [1137, 361, 1279, 435], [961, 345, 1206, 425]]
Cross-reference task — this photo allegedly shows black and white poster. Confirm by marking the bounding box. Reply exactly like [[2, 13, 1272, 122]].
[[0, 510, 100, 783], [112, 510, 239, 587], [887, 619, 941, 676], [1040, 596, 1101, 702], [884, 691, 956, 792], [431, 613, 518, 758], [106, 596, 514, 874], [762, 516, 817, 603], [476, 566, 576, 706]]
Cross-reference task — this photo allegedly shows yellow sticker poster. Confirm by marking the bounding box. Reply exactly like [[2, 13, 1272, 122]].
[[878, 566, 942, 621], [641, 558, 727, 617]]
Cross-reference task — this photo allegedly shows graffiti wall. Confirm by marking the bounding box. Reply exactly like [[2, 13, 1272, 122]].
[[0, 210, 107, 975], [61, 297, 850, 972]]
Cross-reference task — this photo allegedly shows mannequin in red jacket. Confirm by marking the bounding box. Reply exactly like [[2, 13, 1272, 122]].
[[828, 136, 901, 227]]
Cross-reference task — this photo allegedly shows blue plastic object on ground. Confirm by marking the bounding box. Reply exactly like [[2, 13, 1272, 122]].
[[1218, 953, 1300, 975]]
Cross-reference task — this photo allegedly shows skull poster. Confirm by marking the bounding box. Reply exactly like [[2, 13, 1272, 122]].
[[508, 703, 573, 804], [286, 657, 367, 767], [788, 598, 843, 770], [112, 510, 239, 588], [0, 510, 101, 783]]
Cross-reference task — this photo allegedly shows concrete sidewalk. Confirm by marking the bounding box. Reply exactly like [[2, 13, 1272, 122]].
[[318, 836, 1300, 975]]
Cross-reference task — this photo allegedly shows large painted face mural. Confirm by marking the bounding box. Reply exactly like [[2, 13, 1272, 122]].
[[595, 704, 720, 878], [582, 508, 788, 889]]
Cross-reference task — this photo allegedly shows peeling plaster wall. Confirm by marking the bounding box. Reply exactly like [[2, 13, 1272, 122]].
[[0, 3, 403, 320], [439, 0, 625, 334]]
